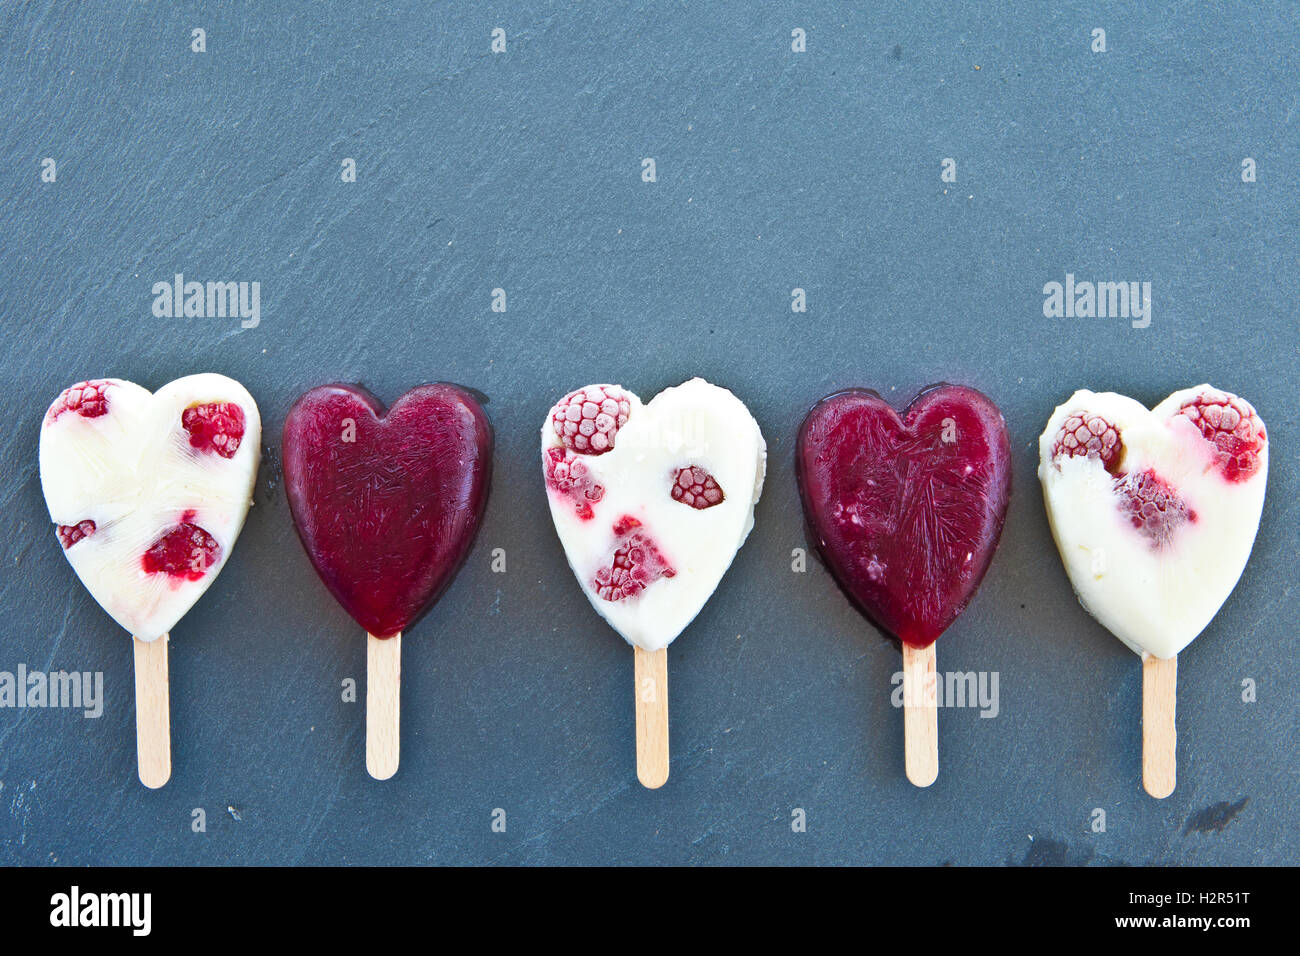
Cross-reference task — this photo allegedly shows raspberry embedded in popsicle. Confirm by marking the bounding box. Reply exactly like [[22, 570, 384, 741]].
[[1050, 412, 1123, 474], [593, 515, 676, 602], [1175, 392, 1266, 483], [46, 380, 112, 423], [544, 447, 605, 520], [551, 385, 631, 454], [670, 466, 724, 509], [142, 522, 222, 581], [56, 519, 96, 549], [1114, 468, 1196, 549], [182, 402, 247, 458]]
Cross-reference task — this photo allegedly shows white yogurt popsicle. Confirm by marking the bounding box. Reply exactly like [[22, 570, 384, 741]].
[[39, 374, 262, 641], [542, 378, 766, 651], [1038, 385, 1268, 659]]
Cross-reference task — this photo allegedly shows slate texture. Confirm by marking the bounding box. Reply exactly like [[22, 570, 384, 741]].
[[0, 1, 1296, 865]]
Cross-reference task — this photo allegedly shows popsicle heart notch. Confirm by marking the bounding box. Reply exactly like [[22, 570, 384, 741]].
[[38, 374, 262, 641], [1038, 385, 1268, 659], [541, 379, 766, 651], [282, 383, 492, 638], [796, 384, 1012, 648]]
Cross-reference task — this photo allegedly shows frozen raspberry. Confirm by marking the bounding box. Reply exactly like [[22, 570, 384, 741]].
[[593, 515, 675, 601], [1051, 412, 1123, 474], [550, 385, 631, 455], [46, 381, 111, 423], [543, 447, 605, 520], [1176, 392, 1266, 483], [182, 402, 246, 458], [142, 522, 221, 581], [1114, 469, 1195, 549], [670, 466, 725, 509], [55, 519, 96, 549]]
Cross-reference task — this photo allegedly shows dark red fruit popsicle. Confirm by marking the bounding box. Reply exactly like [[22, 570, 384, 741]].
[[796, 384, 1011, 648], [282, 383, 492, 638]]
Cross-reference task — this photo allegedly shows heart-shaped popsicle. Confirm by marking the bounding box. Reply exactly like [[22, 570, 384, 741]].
[[1038, 385, 1268, 798], [797, 384, 1012, 786], [541, 379, 766, 787], [38, 374, 262, 788], [282, 383, 492, 779]]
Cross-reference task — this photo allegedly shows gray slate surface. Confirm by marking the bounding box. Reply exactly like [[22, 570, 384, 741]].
[[0, 1, 1296, 865]]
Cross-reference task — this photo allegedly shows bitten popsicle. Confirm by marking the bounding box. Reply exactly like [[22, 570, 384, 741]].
[[1038, 385, 1268, 798], [38, 374, 262, 788], [541, 378, 766, 788], [282, 383, 491, 780], [797, 384, 1011, 787]]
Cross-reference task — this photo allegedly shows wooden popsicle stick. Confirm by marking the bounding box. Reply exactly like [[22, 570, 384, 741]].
[[366, 632, 401, 780], [132, 634, 171, 789], [902, 642, 939, 788], [1142, 653, 1177, 799], [634, 646, 669, 789]]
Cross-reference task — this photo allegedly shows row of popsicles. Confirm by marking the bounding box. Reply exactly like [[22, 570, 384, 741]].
[[38, 375, 1269, 795]]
